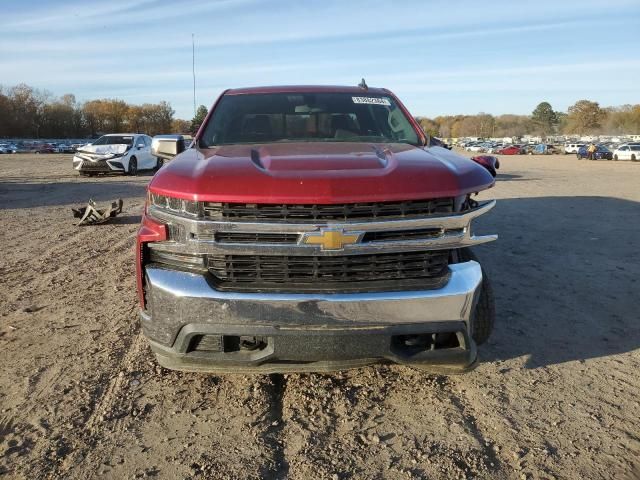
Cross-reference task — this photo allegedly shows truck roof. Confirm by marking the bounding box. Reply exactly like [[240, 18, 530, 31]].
[[225, 85, 390, 95]]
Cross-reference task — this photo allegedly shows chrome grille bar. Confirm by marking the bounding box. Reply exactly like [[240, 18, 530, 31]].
[[148, 200, 497, 257]]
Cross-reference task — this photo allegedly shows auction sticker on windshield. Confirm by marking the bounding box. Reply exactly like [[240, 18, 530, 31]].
[[352, 96, 391, 106]]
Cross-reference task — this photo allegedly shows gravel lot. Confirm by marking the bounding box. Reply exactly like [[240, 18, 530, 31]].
[[1, 152, 639, 480]]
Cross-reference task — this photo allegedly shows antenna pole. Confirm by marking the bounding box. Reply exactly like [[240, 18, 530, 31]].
[[192, 33, 196, 117]]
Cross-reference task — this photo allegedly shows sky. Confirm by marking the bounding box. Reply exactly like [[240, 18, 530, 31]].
[[1, 0, 639, 120]]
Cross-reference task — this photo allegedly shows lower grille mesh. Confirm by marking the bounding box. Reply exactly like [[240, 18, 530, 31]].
[[208, 251, 449, 284], [80, 161, 110, 170]]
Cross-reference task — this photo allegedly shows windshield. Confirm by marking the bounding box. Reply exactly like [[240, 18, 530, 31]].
[[200, 92, 420, 147], [92, 135, 133, 146]]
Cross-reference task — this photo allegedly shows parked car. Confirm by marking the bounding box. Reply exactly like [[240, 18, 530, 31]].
[[141, 84, 498, 374], [73, 133, 158, 175], [465, 142, 488, 152], [577, 145, 613, 160], [564, 143, 585, 154], [486, 144, 505, 154], [497, 145, 523, 155], [532, 144, 560, 155], [612, 144, 640, 161], [56, 144, 76, 153], [34, 143, 55, 154], [0, 143, 18, 154]]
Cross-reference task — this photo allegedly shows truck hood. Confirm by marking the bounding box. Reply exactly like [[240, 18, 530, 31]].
[[149, 142, 494, 203]]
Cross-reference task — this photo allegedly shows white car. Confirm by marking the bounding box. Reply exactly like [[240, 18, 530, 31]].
[[613, 144, 640, 161], [564, 143, 585, 154], [72, 133, 158, 175], [466, 144, 487, 152]]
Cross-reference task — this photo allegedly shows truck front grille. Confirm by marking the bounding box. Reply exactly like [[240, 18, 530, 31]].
[[203, 198, 454, 222], [207, 251, 449, 286]]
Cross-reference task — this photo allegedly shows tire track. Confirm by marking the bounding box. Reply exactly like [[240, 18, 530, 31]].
[[259, 374, 289, 479], [442, 378, 503, 472], [84, 333, 148, 435]]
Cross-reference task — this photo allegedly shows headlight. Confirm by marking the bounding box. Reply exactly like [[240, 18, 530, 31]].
[[149, 192, 202, 217]]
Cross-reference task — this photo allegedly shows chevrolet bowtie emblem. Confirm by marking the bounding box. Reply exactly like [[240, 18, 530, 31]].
[[302, 229, 363, 250]]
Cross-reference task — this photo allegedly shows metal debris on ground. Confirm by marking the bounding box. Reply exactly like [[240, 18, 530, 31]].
[[72, 199, 123, 225]]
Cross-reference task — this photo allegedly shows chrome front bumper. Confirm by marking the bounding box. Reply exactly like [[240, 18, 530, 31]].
[[140, 261, 483, 373]]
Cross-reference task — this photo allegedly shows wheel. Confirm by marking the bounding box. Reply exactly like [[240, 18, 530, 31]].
[[128, 157, 138, 176], [614, 154, 618, 161], [632, 154, 637, 162], [154, 157, 164, 172], [458, 248, 495, 345]]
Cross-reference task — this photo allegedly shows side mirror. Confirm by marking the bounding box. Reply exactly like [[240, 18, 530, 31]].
[[151, 135, 192, 160], [137, 143, 145, 149], [470, 155, 500, 177]]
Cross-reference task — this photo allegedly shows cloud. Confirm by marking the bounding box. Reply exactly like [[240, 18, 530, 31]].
[[2, 0, 638, 119], [1, 0, 261, 32]]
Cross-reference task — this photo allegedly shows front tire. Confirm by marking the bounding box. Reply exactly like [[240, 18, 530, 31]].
[[614, 154, 618, 161], [632, 154, 637, 162], [128, 157, 138, 176], [458, 248, 495, 345], [154, 157, 164, 172]]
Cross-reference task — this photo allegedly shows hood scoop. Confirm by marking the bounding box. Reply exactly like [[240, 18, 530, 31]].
[[247, 144, 392, 173]]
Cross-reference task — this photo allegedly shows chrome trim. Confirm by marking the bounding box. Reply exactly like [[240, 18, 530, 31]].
[[148, 200, 497, 256], [141, 261, 483, 346]]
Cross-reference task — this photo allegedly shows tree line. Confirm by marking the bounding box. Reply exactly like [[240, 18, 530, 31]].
[[0, 83, 193, 139], [2, 83, 639, 140], [417, 100, 640, 139]]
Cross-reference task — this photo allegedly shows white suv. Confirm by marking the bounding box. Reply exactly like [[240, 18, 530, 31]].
[[564, 143, 585, 154], [613, 144, 640, 161], [72, 133, 158, 176]]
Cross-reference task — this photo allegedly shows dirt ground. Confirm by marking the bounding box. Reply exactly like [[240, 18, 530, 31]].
[[1, 152, 639, 480]]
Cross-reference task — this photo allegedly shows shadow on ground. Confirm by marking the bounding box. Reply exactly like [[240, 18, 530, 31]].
[[474, 196, 640, 368], [0, 176, 151, 209], [495, 173, 538, 182]]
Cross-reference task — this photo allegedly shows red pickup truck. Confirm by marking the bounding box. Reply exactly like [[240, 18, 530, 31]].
[[138, 84, 497, 374]]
